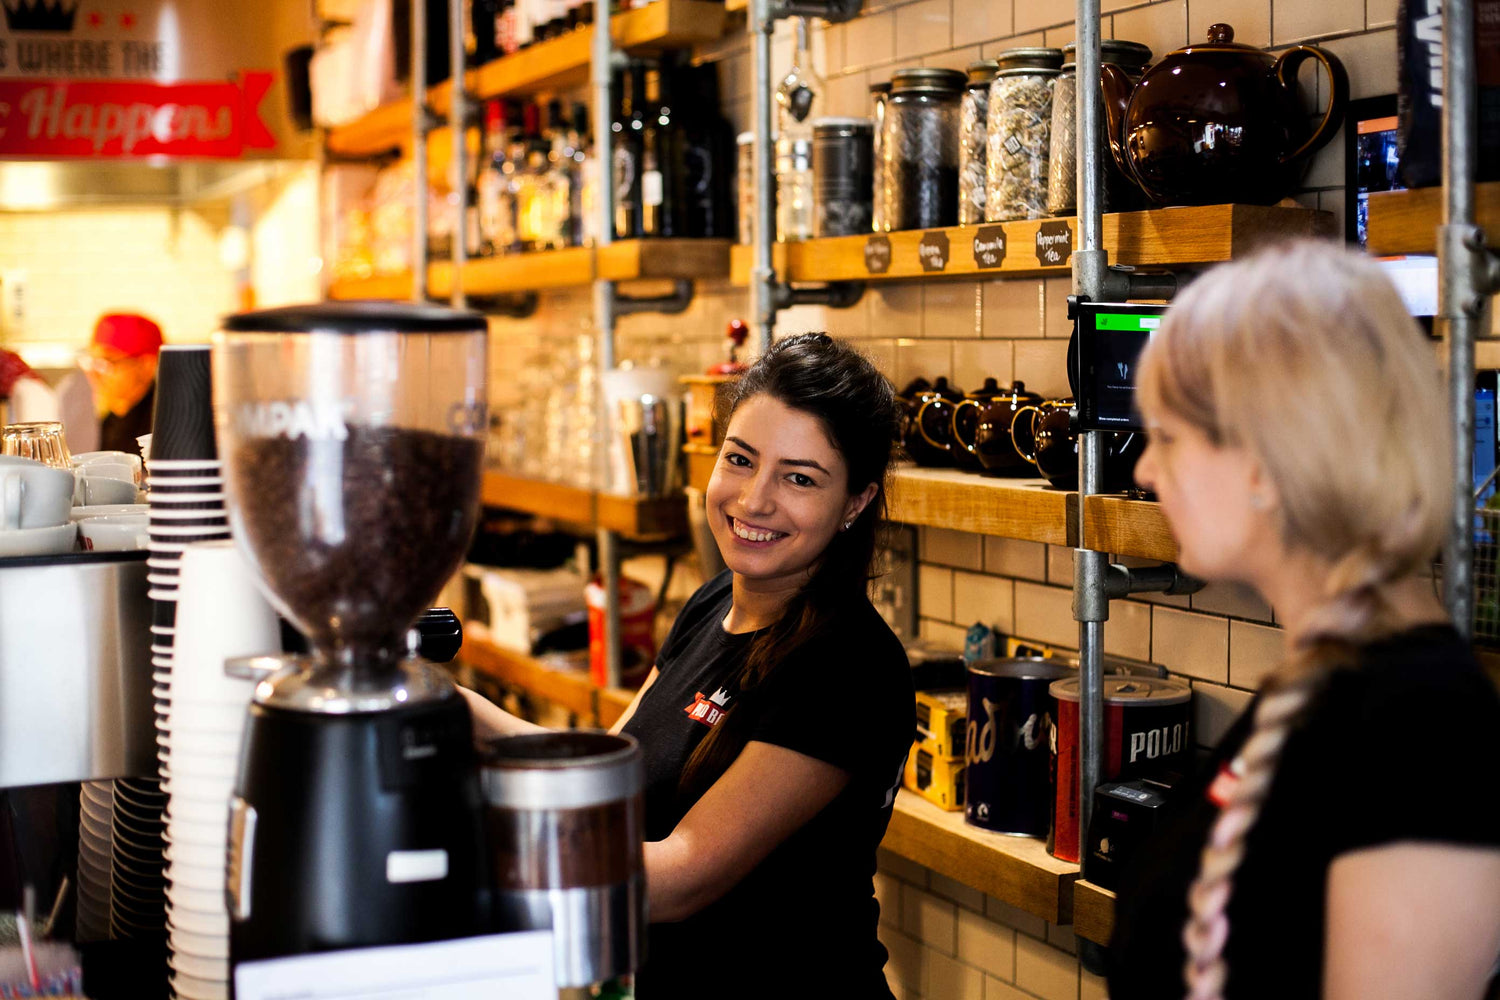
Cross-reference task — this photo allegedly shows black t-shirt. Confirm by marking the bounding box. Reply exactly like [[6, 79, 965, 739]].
[[621, 570, 914, 999], [100, 384, 154, 457], [1108, 625, 1500, 999]]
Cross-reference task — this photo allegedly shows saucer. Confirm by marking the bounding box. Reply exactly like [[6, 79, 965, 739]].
[[72, 503, 149, 519], [0, 521, 76, 557]]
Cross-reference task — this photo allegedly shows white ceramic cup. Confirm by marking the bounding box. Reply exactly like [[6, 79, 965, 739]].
[[76, 476, 139, 507], [78, 513, 149, 552], [0, 456, 76, 530], [74, 450, 143, 480]]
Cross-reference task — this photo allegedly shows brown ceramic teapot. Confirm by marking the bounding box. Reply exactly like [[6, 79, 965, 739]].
[[951, 379, 1045, 475], [1101, 23, 1348, 206], [906, 377, 965, 467], [1011, 399, 1145, 490]]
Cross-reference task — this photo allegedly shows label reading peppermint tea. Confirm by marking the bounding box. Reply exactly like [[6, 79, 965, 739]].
[[1034, 220, 1073, 267]]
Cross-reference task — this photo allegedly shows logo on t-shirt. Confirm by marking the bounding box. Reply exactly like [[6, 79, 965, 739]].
[[684, 687, 732, 727]]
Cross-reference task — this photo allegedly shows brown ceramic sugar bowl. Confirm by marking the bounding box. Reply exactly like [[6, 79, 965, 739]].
[[1102, 23, 1348, 206]]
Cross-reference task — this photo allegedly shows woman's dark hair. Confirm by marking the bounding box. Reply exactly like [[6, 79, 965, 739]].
[[679, 332, 901, 798]]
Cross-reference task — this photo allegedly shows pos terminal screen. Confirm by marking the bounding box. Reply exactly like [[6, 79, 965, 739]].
[[1075, 302, 1167, 432]]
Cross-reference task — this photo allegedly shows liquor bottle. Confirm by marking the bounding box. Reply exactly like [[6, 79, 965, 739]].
[[676, 59, 736, 238], [471, 0, 502, 64], [541, 101, 573, 249], [517, 104, 553, 250], [575, 103, 600, 247], [612, 64, 646, 240], [478, 100, 518, 255], [640, 63, 685, 237]]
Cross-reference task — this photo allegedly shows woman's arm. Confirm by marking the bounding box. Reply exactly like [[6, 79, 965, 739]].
[[644, 740, 850, 923], [607, 668, 658, 735], [1324, 842, 1500, 1000], [456, 685, 549, 739]]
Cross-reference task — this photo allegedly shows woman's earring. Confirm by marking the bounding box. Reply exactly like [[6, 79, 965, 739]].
[[1249, 493, 1268, 511], [843, 519, 854, 531]]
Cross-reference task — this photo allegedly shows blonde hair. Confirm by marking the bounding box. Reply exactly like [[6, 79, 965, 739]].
[[1134, 240, 1452, 1000]]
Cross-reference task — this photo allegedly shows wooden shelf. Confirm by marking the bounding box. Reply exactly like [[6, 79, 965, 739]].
[[481, 471, 687, 540], [882, 792, 1079, 924], [730, 204, 1335, 285], [597, 238, 733, 281], [887, 468, 1075, 546], [1072, 879, 1116, 945], [1082, 493, 1177, 562], [459, 626, 598, 721], [326, 0, 727, 158], [432, 246, 596, 297], [1367, 182, 1500, 256], [330, 241, 730, 303], [327, 271, 415, 300]]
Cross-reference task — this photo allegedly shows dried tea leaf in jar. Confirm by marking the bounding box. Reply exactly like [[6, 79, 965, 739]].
[[959, 60, 998, 226], [985, 47, 1064, 223]]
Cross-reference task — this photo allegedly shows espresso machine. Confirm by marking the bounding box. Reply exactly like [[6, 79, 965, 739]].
[[212, 303, 493, 971]]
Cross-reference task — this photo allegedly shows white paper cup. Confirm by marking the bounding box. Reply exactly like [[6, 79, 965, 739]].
[[147, 507, 229, 521], [146, 459, 219, 471], [147, 493, 225, 505]]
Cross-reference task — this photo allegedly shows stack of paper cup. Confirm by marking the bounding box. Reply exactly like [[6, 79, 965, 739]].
[[163, 541, 278, 1000], [76, 781, 115, 942]]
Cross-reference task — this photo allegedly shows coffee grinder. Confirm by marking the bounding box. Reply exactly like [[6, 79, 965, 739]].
[[212, 303, 492, 969]]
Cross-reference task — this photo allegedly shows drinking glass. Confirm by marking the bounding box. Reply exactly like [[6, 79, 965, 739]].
[[2, 421, 73, 469]]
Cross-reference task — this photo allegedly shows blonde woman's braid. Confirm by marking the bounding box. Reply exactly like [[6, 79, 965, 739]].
[[1182, 550, 1403, 1000]]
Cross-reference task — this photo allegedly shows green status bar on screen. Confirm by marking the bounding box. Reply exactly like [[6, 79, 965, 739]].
[[1095, 313, 1163, 332]]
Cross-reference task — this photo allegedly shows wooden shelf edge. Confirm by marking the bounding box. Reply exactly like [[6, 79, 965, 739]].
[[459, 627, 596, 720], [1073, 879, 1116, 945], [1082, 494, 1177, 562], [887, 468, 1076, 546], [482, 471, 686, 540], [882, 793, 1078, 924], [328, 272, 414, 301], [1368, 183, 1500, 257], [327, 0, 728, 157], [729, 204, 1334, 286]]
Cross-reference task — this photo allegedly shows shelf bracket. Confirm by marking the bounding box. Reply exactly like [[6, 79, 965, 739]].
[[1097, 265, 1180, 302], [772, 280, 866, 311], [768, 0, 864, 22], [470, 291, 540, 319], [614, 279, 696, 316], [1102, 563, 1204, 600]]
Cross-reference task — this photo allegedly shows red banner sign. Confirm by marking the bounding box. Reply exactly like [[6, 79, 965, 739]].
[[0, 71, 276, 158]]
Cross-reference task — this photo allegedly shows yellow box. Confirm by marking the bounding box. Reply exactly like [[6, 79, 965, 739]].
[[904, 743, 965, 811], [914, 688, 967, 758]]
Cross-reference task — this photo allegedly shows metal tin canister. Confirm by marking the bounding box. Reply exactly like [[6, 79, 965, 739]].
[[964, 657, 1075, 836], [1048, 676, 1191, 863]]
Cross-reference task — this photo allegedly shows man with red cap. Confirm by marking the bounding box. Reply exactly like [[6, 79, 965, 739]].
[[78, 312, 163, 456]]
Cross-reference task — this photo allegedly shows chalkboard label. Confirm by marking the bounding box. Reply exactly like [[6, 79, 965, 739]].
[[918, 231, 950, 273], [865, 234, 892, 274], [1034, 221, 1073, 267], [972, 226, 1007, 269]]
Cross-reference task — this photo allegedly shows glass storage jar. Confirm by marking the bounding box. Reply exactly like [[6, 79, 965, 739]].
[[959, 60, 998, 226], [984, 47, 1064, 222], [776, 136, 814, 241], [812, 117, 875, 236], [1046, 40, 1153, 216], [736, 131, 755, 245], [881, 68, 965, 231], [869, 81, 891, 232]]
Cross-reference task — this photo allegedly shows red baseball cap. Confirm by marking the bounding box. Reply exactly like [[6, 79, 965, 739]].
[[92, 313, 163, 358]]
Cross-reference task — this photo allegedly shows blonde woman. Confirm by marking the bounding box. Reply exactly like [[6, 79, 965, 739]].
[[1106, 241, 1500, 1000]]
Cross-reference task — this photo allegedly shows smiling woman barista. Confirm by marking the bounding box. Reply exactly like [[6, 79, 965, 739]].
[[463, 333, 915, 998]]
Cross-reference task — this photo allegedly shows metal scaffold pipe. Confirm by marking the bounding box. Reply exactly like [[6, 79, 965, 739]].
[[592, 0, 623, 688], [411, 0, 429, 302], [1441, 0, 1488, 636], [751, 0, 777, 356], [449, 0, 467, 310], [1072, 0, 1108, 864]]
